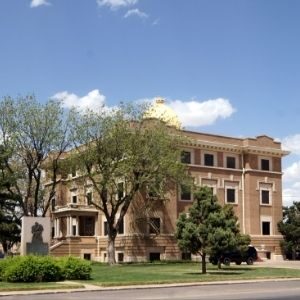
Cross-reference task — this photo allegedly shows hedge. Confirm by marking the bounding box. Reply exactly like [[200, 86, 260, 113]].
[[0, 256, 92, 282]]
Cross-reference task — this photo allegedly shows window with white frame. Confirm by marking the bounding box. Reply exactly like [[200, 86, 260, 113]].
[[181, 150, 192, 164], [149, 217, 161, 234], [103, 216, 124, 236], [261, 216, 272, 235], [259, 157, 272, 171], [201, 179, 217, 195], [86, 191, 92, 205], [226, 156, 236, 169], [70, 189, 78, 204], [260, 183, 272, 205], [225, 182, 239, 204], [117, 252, 124, 262], [202, 151, 216, 167], [180, 184, 192, 201]]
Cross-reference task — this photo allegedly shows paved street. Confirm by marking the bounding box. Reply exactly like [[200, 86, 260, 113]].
[[1, 280, 300, 300]]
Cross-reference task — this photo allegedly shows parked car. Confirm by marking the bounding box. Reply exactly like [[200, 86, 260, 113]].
[[209, 246, 258, 266]]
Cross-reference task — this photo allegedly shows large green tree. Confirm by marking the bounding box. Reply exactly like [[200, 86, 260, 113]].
[[0, 145, 21, 254], [0, 95, 70, 217], [69, 104, 188, 265], [278, 202, 300, 260], [176, 186, 250, 274]]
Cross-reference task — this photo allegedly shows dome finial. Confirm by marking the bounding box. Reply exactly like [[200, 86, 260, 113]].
[[155, 97, 165, 104]]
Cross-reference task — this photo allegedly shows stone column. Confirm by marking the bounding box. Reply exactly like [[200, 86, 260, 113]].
[[57, 218, 61, 237], [76, 216, 79, 236]]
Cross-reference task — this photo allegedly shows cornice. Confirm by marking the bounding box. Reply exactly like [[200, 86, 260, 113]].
[[183, 139, 289, 157]]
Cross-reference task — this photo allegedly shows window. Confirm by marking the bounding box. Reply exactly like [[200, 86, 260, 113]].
[[104, 219, 124, 235], [104, 221, 108, 236], [71, 166, 77, 177], [79, 216, 95, 236], [51, 198, 55, 211], [72, 225, 77, 236], [181, 151, 191, 164], [51, 226, 55, 238], [117, 182, 124, 200], [262, 221, 270, 235], [226, 188, 236, 203], [118, 253, 124, 262], [72, 195, 77, 204], [201, 179, 217, 195], [180, 185, 191, 201], [226, 156, 236, 169], [149, 218, 160, 234], [204, 153, 214, 166], [261, 159, 270, 171], [261, 190, 270, 204], [182, 252, 192, 260], [86, 192, 92, 205], [118, 219, 124, 234], [149, 252, 160, 262], [84, 253, 91, 260]]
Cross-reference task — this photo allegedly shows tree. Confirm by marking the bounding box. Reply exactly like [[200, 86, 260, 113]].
[[208, 205, 250, 269], [0, 95, 70, 217], [69, 103, 188, 265], [278, 202, 300, 260], [0, 145, 21, 254], [175, 186, 250, 274]]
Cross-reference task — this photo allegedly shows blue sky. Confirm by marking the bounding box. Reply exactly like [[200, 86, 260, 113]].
[[1, 0, 300, 205]]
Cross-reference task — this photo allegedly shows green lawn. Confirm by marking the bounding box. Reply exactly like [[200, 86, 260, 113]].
[[0, 282, 84, 292], [1, 262, 300, 291], [88, 262, 300, 286]]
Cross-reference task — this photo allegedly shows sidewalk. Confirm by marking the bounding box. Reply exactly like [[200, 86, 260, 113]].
[[254, 259, 300, 269]]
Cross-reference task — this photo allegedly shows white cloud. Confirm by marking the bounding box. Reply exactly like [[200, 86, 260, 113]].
[[97, 0, 138, 10], [282, 134, 300, 155], [124, 8, 148, 19], [52, 89, 106, 112], [30, 0, 51, 8], [168, 98, 236, 127], [283, 161, 300, 182], [283, 161, 300, 206], [283, 185, 300, 207]]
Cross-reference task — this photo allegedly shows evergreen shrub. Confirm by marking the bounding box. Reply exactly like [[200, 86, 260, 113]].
[[0, 255, 91, 282]]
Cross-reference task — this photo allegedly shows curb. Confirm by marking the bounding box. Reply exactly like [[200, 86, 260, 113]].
[[1, 278, 300, 297]]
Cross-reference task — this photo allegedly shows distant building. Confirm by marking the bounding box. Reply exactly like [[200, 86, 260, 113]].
[[48, 99, 288, 261]]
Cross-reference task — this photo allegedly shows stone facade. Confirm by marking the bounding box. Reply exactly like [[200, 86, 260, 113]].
[[47, 130, 288, 262]]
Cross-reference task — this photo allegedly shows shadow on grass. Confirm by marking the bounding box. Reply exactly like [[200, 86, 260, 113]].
[[217, 267, 255, 271], [185, 271, 243, 276]]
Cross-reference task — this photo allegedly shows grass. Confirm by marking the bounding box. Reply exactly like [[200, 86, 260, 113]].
[[1, 262, 300, 291], [87, 262, 300, 286], [0, 281, 84, 292]]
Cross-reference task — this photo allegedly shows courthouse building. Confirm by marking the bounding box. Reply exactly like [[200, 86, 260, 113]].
[[48, 99, 288, 261]]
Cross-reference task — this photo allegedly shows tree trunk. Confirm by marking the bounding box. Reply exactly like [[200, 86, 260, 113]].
[[218, 259, 222, 269], [2, 241, 8, 255], [107, 235, 116, 265], [201, 252, 207, 274], [292, 248, 297, 261]]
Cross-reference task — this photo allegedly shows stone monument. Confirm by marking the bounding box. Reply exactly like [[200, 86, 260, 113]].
[[20, 217, 51, 256]]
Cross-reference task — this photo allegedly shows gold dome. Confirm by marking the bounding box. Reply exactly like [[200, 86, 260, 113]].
[[143, 97, 181, 129]]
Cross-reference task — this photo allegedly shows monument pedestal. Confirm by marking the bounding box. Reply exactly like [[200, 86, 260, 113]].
[[26, 241, 49, 255], [21, 217, 51, 256]]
